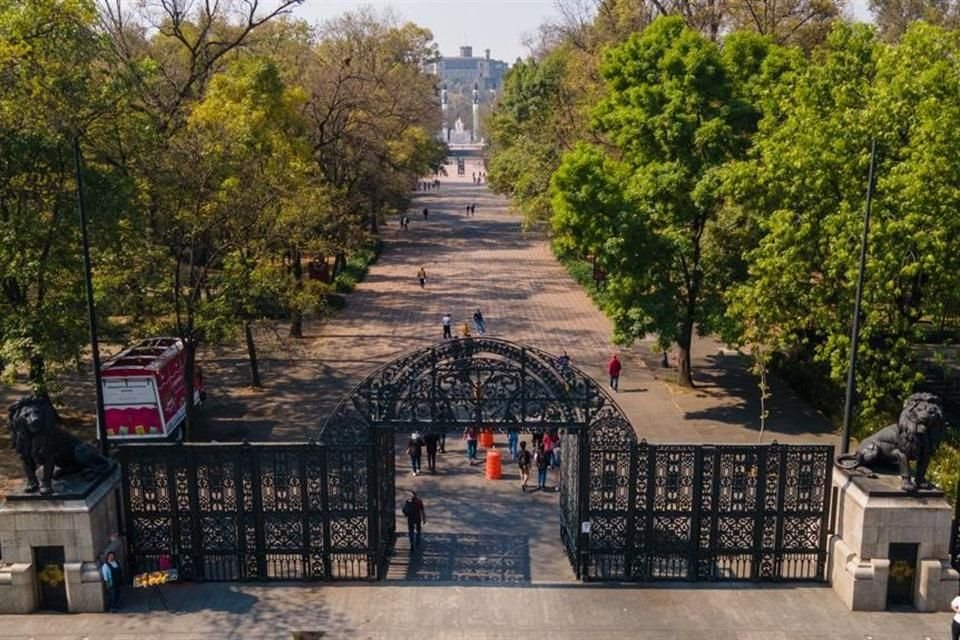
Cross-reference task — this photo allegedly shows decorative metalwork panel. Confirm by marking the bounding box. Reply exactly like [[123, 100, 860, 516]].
[[559, 430, 581, 574], [584, 442, 833, 583], [120, 442, 373, 583], [318, 338, 628, 436]]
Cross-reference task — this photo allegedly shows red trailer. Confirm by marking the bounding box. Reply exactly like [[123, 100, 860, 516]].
[[99, 337, 204, 441]]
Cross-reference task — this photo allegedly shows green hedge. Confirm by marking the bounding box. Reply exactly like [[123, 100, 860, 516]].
[[552, 241, 607, 309], [333, 240, 383, 295]]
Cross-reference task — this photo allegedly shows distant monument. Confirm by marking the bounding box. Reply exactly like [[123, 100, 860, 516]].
[[449, 116, 471, 144]]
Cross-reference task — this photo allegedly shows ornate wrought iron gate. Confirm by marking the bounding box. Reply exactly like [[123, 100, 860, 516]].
[[119, 443, 377, 581], [119, 338, 833, 584], [579, 415, 834, 582]]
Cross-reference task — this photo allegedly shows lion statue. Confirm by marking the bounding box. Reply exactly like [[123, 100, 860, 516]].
[[836, 392, 946, 492], [8, 395, 112, 495]]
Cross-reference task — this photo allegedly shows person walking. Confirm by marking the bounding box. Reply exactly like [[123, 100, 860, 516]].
[[100, 551, 122, 613], [424, 432, 440, 473], [402, 491, 426, 550], [470, 203, 476, 215], [461, 321, 471, 337], [549, 430, 561, 468], [517, 440, 532, 492], [465, 203, 471, 216], [422, 207, 429, 220], [542, 432, 554, 472], [464, 426, 479, 465], [535, 442, 550, 490], [417, 266, 426, 288], [406, 432, 423, 476], [608, 353, 622, 392], [442, 313, 452, 339], [473, 309, 486, 335], [507, 427, 519, 459]]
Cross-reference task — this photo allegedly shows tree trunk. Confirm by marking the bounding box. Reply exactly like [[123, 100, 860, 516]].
[[289, 246, 303, 338], [369, 210, 378, 234], [676, 320, 695, 388], [29, 353, 46, 395], [245, 320, 262, 388], [182, 339, 200, 441], [333, 252, 345, 277]]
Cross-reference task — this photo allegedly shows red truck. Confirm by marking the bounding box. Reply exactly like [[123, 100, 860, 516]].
[[99, 337, 204, 441]]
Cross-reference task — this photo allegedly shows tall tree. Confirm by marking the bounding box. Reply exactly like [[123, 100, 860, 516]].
[[727, 22, 960, 419], [0, 0, 128, 391], [551, 17, 768, 386]]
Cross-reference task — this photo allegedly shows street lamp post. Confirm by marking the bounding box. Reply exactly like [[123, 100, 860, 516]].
[[73, 137, 109, 457], [840, 140, 877, 455]]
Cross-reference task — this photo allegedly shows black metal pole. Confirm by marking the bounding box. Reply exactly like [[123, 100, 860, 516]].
[[73, 136, 109, 457], [841, 140, 877, 455]]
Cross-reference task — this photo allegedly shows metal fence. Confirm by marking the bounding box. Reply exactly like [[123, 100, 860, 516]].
[[119, 442, 378, 582], [571, 426, 834, 582]]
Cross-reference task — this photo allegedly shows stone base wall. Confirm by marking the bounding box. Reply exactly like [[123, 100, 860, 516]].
[[0, 469, 122, 614], [828, 466, 959, 611]]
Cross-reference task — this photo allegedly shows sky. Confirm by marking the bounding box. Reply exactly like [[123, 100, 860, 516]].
[[290, 0, 570, 62], [289, 0, 873, 64]]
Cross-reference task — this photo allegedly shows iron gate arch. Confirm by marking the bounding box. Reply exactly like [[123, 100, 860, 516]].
[[119, 338, 833, 583], [317, 337, 630, 578]]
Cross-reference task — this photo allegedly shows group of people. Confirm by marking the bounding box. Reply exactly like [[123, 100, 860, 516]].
[[405, 431, 446, 476], [464, 202, 477, 216], [416, 179, 440, 191], [441, 310, 485, 338], [471, 171, 486, 185], [512, 429, 561, 492]]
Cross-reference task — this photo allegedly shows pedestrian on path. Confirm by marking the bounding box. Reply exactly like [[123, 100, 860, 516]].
[[507, 427, 519, 459], [470, 203, 476, 215], [417, 266, 426, 288], [100, 551, 122, 613], [608, 353, 622, 392], [518, 440, 532, 492], [461, 321, 471, 337], [535, 442, 550, 490], [542, 432, 554, 471], [464, 426, 479, 465], [442, 313, 452, 339], [406, 432, 423, 476], [422, 207, 429, 220], [951, 594, 960, 640], [465, 204, 470, 216], [424, 432, 440, 473], [549, 430, 561, 468], [950, 594, 960, 640], [473, 309, 486, 335], [402, 491, 426, 550]]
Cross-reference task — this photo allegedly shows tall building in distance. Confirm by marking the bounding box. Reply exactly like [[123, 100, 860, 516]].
[[427, 46, 509, 144]]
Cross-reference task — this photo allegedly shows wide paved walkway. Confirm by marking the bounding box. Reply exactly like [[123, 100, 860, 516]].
[[0, 581, 949, 639], [204, 173, 837, 447]]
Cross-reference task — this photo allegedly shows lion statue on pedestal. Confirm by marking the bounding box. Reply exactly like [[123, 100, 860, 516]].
[[8, 395, 112, 495], [836, 392, 946, 492]]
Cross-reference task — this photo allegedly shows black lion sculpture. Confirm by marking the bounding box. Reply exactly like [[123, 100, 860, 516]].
[[8, 395, 112, 495], [836, 392, 946, 492]]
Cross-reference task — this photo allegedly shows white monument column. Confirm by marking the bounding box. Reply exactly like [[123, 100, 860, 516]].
[[440, 83, 448, 141], [471, 84, 480, 143]]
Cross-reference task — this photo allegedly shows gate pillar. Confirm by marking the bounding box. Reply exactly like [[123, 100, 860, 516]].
[[828, 466, 958, 611], [0, 467, 122, 613]]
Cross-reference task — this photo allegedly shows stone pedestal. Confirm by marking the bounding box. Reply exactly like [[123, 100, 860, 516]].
[[828, 466, 959, 611], [0, 467, 122, 613]]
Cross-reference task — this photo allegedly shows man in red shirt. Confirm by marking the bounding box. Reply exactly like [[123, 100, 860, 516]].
[[608, 354, 622, 392]]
